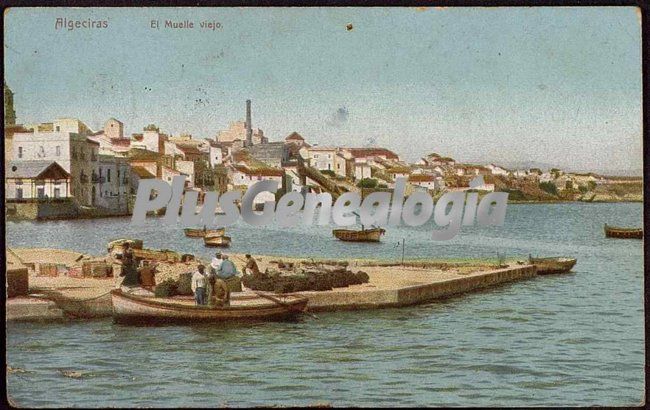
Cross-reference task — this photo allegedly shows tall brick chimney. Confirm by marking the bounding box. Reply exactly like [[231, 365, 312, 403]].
[[245, 99, 252, 147]]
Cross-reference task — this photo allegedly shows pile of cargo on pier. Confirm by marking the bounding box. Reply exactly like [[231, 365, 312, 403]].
[[242, 259, 370, 293]]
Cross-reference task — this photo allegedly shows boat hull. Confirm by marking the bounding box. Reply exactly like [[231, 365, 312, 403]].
[[204, 235, 231, 247], [604, 224, 643, 239], [530, 257, 577, 275], [332, 228, 385, 242], [111, 290, 308, 325], [184, 228, 225, 238]]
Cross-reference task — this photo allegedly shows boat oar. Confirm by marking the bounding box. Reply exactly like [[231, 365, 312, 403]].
[[253, 291, 318, 320]]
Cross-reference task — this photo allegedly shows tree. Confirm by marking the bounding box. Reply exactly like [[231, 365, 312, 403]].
[[357, 178, 378, 189], [539, 181, 558, 196]]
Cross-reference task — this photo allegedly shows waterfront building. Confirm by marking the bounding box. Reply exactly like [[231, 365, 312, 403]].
[[6, 160, 71, 200], [175, 160, 195, 187], [12, 130, 99, 207], [130, 166, 156, 195], [95, 154, 131, 214]]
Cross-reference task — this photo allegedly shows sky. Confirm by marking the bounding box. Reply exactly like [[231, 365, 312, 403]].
[[4, 7, 643, 173]]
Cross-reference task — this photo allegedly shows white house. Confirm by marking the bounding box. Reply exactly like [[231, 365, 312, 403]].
[[354, 162, 372, 181], [408, 174, 438, 190], [231, 165, 285, 205], [209, 142, 223, 167], [6, 160, 71, 200], [306, 146, 337, 172], [12, 131, 99, 206], [486, 164, 509, 176]]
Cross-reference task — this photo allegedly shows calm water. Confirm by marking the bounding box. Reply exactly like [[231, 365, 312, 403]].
[[6, 203, 645, 407]]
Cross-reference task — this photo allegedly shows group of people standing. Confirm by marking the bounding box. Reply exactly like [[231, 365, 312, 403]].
[[191, 252, 243, 306], [118, 242, 262, 307]]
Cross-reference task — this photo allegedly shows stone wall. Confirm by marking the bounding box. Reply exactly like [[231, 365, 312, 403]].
[[301, 265, 536, 312], [6, 200, 80, 220]]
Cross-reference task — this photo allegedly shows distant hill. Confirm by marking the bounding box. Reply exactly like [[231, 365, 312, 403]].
[[470, 160, 642, 178]]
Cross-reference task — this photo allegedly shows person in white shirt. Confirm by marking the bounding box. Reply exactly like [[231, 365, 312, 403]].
[[191, 265, 208, 305], [210, 252, 223, 275]]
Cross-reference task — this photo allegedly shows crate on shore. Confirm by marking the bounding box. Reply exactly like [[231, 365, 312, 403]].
[[68, 267, 83, 278], [7, 267, 29, 297], [82, 260, 113, 278], [38, 263, 59, 277]]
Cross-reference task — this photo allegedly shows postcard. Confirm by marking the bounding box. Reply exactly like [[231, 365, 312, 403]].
[[4, 6, 644, 408]]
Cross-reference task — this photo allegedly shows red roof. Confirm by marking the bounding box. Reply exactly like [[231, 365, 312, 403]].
[[346, 148, 399, 160], [110, 138, 131, 147], [408, 174, 435, 182]]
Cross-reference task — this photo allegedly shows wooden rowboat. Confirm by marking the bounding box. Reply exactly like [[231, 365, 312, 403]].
[[332, 227, 385, 242], [111, 289, 308, 325], [529, 256, 577, 275], [184, 227, 225, 238], [604, 224, 643, 239], [204, 234, 232, 247]]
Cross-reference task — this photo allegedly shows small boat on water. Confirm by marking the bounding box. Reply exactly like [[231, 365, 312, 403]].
[[604, 224, 643, 239], [529, 255, 577, 275], [332, 227, 386, 242], [111, 289, 308, 325], [184, 227, 225, 238], [204, 234, 232, 247]]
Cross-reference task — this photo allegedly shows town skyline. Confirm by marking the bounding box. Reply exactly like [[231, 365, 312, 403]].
[[4, 7, 642, 174]]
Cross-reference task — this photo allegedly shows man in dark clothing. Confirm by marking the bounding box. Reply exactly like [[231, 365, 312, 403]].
[[120, 242, 140, 287]]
